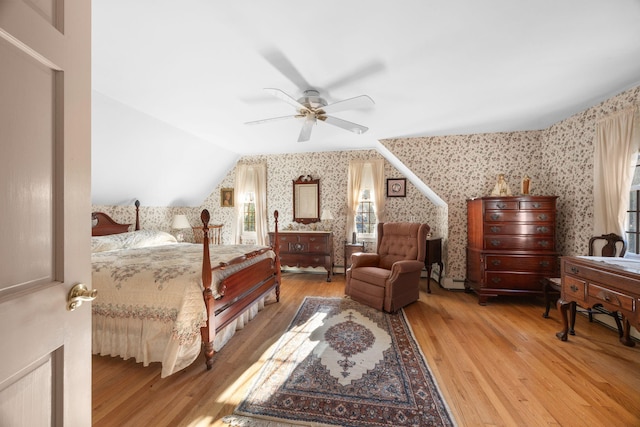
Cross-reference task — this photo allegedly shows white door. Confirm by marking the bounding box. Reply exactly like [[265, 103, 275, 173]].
[[0, 1, 91, 426]]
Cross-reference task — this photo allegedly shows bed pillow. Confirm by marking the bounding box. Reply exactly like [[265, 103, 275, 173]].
[[91, 230, 178, 253]]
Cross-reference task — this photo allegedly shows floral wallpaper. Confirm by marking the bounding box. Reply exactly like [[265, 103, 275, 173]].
[[93, 85, 640, 286]]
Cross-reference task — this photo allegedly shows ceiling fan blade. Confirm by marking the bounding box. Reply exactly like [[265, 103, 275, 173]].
[[264, 88, 308, 111], [298, 115, 316, 142], [324, 60, 386, 92], [245, 115, 299, 125], [321, 95, 375, 114], [261, 48, 314, 92], [320, 115, 369, 135]]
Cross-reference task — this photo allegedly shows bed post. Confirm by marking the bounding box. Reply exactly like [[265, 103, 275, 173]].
[[200, 209, 215, 370], [274, 210, 281, 302], [134, 200, 140, 231]]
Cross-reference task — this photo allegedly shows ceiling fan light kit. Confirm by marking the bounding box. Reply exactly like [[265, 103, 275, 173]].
[[246, 87, 374, 142]]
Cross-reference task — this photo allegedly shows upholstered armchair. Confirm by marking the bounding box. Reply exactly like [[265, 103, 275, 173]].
[[345, 222, 430, 312]]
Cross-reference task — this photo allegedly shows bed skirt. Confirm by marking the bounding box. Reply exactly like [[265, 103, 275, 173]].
[[93, 289, 275, 377]]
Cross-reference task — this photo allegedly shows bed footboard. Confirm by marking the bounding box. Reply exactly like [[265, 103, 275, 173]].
[[199, 209, 281, 370]]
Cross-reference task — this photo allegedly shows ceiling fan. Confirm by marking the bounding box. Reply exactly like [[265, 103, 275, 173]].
[[245, 88, 375, 142]]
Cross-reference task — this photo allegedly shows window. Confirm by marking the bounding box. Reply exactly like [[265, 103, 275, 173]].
[[626, 154, 640, 253], [356, 163, 377, 238], [242, 192, 256, 233], [356, 189, 377, 235]]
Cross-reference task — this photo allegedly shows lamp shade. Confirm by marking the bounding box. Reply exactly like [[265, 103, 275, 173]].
[[171, 214, 191, 229], [321, 209, 334, 221]]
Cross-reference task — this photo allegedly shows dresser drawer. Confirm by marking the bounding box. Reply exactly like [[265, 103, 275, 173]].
[[484, 200, 519, 210], [484, 272, 546, 290], [484, 236, 555, 251], [563, 276, 586, 302], [519, 200, 555, 210], [485, 211, 555, 223], [588, 284, 635, 312], [484, 255, 557, 273], [280, 253, 328, 268], [484, 223, 554, 236]]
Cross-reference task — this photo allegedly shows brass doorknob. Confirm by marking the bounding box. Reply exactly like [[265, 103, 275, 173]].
[[67, 283, 97, 311]]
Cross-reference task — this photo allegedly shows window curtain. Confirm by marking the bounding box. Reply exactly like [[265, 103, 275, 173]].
[[346, 160, 364, 241], [370, 159, 386, 224], [346, 159, 386, 241], [593, 108, 640, 236], [233, 163, 268, 245]]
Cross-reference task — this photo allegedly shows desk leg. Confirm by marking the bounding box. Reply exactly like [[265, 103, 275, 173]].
[[437, 261, 443, 288], [620, 316, 636, 347], [426, 266, 432, 293], [556, 298, 575, 341]]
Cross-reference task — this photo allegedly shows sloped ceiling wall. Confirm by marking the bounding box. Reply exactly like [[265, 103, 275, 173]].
[[92, 91, 238, 206]]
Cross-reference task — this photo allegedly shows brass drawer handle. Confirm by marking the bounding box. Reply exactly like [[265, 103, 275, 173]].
[[491, 259, 501, 266], [539, 260, 550, 267], [497, 203, 507, 209], [532, 202, 541, 208], [490, 213, 500, 220], [570, 266, 579, 274], [536, 226, 549, 233], [538, 240, 550, 248], [492, 277, 502, 283], [490, 226, 500, 233], [537, 214, 548, 220], [570, 284, 579, 292], [490, 240, 501, 247]]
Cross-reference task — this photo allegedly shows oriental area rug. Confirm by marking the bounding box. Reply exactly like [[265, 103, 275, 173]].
[[222, 297, 456, 427]]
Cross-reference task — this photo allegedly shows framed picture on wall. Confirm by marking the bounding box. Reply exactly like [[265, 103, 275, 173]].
[[221, 188, 234, 207], [387, 178, 406, 197]]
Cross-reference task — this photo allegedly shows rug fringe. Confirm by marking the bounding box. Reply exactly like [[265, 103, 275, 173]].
[[222, 414, 334, 427]]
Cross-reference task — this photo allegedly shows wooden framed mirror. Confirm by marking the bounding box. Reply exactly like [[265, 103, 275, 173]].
[[293, 175, 320, 224]]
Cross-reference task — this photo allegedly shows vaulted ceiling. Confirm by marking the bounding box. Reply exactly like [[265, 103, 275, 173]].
[[91, 0, 640, 206]]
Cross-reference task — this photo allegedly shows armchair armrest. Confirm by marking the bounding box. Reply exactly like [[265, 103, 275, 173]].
[[390, 260, 424, 274], [351, 252, 380, 268]]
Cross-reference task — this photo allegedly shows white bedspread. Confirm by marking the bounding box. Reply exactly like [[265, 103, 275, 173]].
[[91, 235, 274, 377]]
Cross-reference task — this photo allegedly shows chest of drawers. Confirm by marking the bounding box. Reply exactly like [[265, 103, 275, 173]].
[[465, 196, 559, 304], [268, 231, 334, 282]]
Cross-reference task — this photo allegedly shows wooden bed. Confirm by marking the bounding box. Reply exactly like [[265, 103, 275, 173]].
[[90, 202, 281, 376]]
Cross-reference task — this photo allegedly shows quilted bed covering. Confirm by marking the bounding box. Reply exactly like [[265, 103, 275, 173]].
[[91, 231, 274, 377]]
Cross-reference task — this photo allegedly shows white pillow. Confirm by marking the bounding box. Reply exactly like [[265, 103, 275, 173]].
[[91, 230, 177, 253]]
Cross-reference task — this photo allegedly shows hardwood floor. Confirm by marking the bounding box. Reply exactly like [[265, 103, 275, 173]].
[[92, 273, 640, 426]]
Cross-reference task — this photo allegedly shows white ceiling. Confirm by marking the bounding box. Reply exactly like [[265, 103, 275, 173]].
[[91, 0, 640, 207]]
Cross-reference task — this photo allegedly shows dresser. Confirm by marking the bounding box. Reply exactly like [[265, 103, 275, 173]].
[[465, 196, 559, 304], [268, 231, 334, 282]]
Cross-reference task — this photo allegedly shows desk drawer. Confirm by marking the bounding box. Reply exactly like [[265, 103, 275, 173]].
[[564, 276, 586, 302], [588, 284, 635, 312]]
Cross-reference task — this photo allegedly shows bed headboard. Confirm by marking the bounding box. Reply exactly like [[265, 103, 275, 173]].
[[91, 200, 140, 236]]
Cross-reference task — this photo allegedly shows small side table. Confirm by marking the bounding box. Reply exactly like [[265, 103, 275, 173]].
[[344, 241, 365, 273], [425, 237, 443, 293]]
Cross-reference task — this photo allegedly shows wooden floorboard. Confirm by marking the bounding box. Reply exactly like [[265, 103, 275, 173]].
[[92, 272, 640, 427]]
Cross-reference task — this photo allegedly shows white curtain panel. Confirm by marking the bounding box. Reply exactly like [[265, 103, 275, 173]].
[[346, 160, 364, 241], [593, 108, 640, 236], [233, 163, 268, 245]]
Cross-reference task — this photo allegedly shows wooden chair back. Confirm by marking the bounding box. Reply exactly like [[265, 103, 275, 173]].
[[588, 233, 626, 257]]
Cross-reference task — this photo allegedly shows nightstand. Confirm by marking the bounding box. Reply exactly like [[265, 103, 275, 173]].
[[344, 241, 365, 273], [425, 237, 443, 293]]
